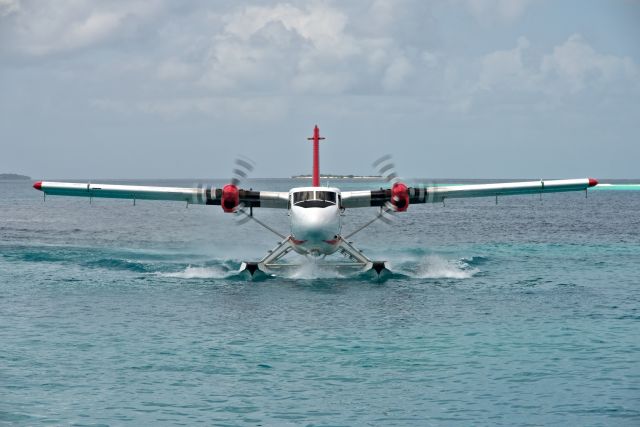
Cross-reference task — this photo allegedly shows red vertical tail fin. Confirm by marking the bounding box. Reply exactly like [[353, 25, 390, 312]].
[[307, 125, 325, 187]]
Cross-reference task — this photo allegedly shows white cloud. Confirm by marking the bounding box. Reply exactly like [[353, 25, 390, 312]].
[[157, 59, 197, 81], [478, 36, 534, 91], [1, 0, 163, 55], [93, 30, 639, 118], [463, 0, 533, 24], [0, 1, 437, 98], [195, 2, 427, 96], [136, 96, 289, 121], [3, 2, 637, 120], [383, 55, 414, 91], [465, 33, 639, 112], [62, 11, 122, 51], [541, 34, 638, 92], [221, 3, 348, 47], [0, 0, 20, 17]]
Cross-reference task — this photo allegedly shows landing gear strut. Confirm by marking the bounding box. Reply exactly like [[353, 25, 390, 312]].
[[239, 236, 389, 279]]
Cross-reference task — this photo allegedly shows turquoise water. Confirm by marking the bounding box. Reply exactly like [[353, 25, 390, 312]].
[[1, 179, 639, 426]]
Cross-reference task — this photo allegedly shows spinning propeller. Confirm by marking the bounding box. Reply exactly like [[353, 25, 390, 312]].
[[345, 155, 434, 238], [373, 154, 439, 207], [228, 156, 255, 222], [231, 156, 254, 186], [372, 154, 408, 219], [219, 156, 253, 213], [229, 157, 286, 238], [372, 154, 399, 184], [191, 156, 254, 212]]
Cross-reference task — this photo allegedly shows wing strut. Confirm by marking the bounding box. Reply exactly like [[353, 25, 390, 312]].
[[344, 203, 395, 239], [235, 209, 286, 239]]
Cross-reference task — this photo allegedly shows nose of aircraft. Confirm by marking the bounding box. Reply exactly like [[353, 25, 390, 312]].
[[291, 206, 340, 242]]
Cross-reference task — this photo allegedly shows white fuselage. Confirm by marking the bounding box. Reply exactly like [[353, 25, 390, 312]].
[[288, 187, 342, 256]]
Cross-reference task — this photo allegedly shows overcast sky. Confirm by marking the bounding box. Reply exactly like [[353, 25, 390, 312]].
[[1, 0, 639, 179]]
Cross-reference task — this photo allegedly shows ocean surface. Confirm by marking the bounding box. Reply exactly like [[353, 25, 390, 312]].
[[1, 178, 639, 426]]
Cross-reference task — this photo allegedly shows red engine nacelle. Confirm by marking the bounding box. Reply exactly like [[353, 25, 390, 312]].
[[391, 182, 409, 212], [221, 184, 240, 212]]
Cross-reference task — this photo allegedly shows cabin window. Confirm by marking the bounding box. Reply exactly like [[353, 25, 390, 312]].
[[292, 191, 337, 208]]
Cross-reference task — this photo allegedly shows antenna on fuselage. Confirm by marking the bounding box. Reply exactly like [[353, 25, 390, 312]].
[[307, 125, 325, 187]]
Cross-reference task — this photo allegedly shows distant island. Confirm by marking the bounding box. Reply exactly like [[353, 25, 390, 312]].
[[0, 173, 31, 180], [292, 174, 382, 179]]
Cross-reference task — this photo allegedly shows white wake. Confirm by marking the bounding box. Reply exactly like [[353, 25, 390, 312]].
[[409, 255, 478, 279], [160, 265, 233, 279]]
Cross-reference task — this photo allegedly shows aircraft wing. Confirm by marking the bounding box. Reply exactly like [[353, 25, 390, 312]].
[[32, 181, 289, 208], [341, 178, 598, 208]]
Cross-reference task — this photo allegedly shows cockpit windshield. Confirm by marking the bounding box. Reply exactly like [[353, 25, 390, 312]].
[[315, 191, 336, 203], [293, 191, 337, 208]]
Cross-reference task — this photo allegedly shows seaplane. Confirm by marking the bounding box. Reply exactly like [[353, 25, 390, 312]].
[[33, 126, 598, 278]]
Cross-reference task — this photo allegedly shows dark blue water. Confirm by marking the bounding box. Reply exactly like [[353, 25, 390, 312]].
[[1, 179, 639, 426]]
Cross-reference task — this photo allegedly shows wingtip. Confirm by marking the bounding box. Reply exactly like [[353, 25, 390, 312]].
[[588, 178, 598, 187], [33, 181, 42, 190]]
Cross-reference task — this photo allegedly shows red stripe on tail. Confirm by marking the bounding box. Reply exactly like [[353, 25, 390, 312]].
[[307, 125, 325, 187]]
